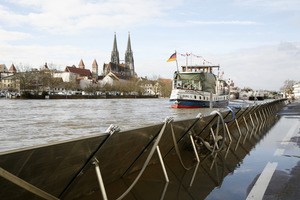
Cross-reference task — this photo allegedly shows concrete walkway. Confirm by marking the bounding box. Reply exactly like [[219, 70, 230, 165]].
[[248, 101, 300, 200]]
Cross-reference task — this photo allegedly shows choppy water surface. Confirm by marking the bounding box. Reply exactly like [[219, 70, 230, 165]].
[[0, 98, 217, 152]]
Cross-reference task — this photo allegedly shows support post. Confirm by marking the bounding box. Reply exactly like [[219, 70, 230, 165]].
[[254, 112, 260, 133], [93, 159, 108, 200], [189, 134, 200, 187], [224, 123, 232, 158], [156, 146, 169, 182], [235, 119, 242, 151], [243, 116, 249, 144], [249, 114, 256, 137]]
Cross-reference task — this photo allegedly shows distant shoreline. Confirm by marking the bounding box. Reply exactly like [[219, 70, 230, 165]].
[[16, 95, 160, 100]]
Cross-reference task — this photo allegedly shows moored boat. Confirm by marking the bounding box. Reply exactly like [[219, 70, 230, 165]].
[[170, 65, 229, 108], [253, 90, 265, 100], [239, 88, 253, 100]]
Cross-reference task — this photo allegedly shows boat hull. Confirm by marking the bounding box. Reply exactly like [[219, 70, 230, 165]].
[[170, 99, 229, 108]]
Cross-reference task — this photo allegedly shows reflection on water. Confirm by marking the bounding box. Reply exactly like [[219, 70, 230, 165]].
[[0, 99, 217, 152]]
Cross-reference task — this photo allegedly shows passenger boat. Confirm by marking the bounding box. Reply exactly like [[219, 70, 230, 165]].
[[170, 65, 229, 108]]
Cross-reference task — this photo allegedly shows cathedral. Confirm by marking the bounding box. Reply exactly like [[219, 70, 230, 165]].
[[102, 33, 135, 78]]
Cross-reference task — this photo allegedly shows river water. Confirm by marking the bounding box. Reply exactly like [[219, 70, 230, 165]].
[[1, 98, 218, 152]]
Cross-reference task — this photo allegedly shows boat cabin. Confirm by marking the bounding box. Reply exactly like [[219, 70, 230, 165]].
[[173, 65, 228, 95]]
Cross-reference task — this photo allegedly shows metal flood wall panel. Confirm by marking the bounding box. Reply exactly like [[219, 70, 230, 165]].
[[0, 134, 109, 199], [60, 124, 164, 199]]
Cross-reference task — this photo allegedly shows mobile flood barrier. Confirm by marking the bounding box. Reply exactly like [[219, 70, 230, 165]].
[[0, 99, 288, 200]]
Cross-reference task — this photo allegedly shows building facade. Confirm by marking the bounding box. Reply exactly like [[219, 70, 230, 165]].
[[0, 75, 20, 91], [293, 82, 300, 99]]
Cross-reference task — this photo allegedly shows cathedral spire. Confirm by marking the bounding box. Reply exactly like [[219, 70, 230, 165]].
[[125, 32, 134, 77], [111, 32, 120, 64], [126, 32, 132, 53]]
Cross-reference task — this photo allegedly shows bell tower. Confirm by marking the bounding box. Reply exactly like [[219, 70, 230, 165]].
[[92, 59, 98, 79]]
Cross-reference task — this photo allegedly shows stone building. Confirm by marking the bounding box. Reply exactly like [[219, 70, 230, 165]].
[[103, 33, 135, 78], [0, 74, 20, 91], [0, 64, 8, 73], [0, 64, 19, 91]]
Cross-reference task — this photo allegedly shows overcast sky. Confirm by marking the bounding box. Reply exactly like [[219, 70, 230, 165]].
[[1, 0, 300, 90]]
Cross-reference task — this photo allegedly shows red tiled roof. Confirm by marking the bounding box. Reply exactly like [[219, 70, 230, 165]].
[[92, 59, 98, 66], [113, 73, 130, 80], [9, 64, 17, 72], [64, 66, 92, 77], [78, 59, 85, 68]]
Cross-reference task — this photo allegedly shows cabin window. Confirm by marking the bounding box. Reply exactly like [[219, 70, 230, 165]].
[[176, 81, 182, 88]]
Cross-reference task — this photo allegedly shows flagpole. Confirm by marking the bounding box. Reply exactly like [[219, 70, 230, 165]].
[[175, 50, 179, 72], [186, 52, 188, 69], [191, 52, 192, 67]]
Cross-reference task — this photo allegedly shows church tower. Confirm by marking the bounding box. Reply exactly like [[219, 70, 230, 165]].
[[125, 32, 134, 77], [9, 64, 17, 74], [92, 59, 98, 79], [111, 32, 119, 64], [78, 59, 85, 69]]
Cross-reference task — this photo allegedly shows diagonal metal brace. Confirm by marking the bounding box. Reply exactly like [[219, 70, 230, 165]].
[[0, 167, 59, 200]]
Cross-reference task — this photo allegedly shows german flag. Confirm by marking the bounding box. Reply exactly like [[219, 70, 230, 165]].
[[167, 52, 177, 62]]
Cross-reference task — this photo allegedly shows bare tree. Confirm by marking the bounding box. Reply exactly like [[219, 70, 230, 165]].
[[84, 83, 101, 95], [158, 79, 172, 97], [280, 79, 296, 94], [64, 79, 78, 91]]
